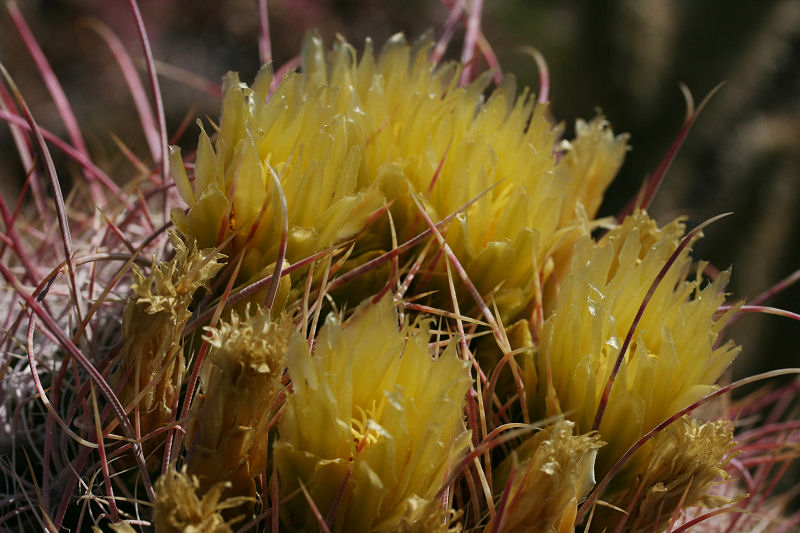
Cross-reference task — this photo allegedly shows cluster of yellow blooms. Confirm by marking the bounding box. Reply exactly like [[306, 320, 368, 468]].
[[114, 34, 742, 531]]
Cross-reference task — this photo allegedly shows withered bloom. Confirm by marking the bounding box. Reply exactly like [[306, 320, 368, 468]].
[[112, 232, 223, 467]]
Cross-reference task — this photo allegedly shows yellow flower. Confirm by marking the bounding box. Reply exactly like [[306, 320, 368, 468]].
[[318, 35, 628, 319], [172, 34, 628, 321], [524, 210, 740, 479], [169, 64, 385, 285], [487, 420, 603, 533], [184, 306, 292, 501], [112, 232, 223, 466], [274, 296, 471, 532]]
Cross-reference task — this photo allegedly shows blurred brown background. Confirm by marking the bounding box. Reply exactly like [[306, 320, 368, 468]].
[[1, 0, 799, 379]]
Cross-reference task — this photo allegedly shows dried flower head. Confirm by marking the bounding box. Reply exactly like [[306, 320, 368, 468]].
[[274, 296, 471, 531], [152, 468, 252, 533], [112, 232, 224, 465], [184, 306, 292, 501], [599, 416, 736, 533], [488, 420, 604, 533], [525, 210, 740, 478]]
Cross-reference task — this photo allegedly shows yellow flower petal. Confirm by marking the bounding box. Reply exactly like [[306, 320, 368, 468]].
[[275, 296, 471, 532], [526, 211, 740, 478]]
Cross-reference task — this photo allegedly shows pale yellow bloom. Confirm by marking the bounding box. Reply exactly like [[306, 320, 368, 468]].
[[319, 35, 627, 319], [274, 296, 471, 532], [169, 64, 384, 285], [524, 210, 740, 478]]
